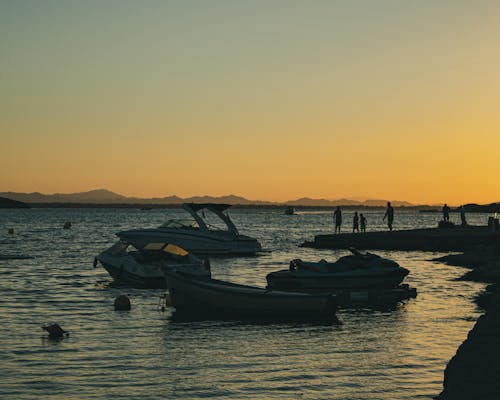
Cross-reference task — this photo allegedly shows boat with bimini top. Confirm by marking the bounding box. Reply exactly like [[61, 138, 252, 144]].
[[117, 203, 262, 255]]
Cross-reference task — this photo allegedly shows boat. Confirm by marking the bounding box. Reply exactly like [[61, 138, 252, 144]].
[[117, 203, 262, 255], [164, 271, 337, 321], [95, 241, 210, 288], [266, 249, 409, 292], [284, 206, 295, 215]]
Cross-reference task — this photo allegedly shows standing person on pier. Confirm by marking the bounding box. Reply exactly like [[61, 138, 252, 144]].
[[353, 212, 360, 233], [333, 206, 342, 233], [360, 213, 367, 232], [383, 202, 394, 231], [442, 204, 450, 222], [459, 205, 467, 226]]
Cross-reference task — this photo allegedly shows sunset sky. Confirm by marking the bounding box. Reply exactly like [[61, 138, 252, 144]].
[[1, 1, 499, 204]]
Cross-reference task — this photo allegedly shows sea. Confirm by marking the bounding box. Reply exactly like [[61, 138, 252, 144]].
[[0, 208, 489, 399]]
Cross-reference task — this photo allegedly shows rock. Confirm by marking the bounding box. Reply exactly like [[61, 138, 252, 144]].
[[42, 323, 69, 339], [436, 244, 500, 399], [437, 292, 500, 399]]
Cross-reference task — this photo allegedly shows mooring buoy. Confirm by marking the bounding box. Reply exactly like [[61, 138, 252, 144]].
[[114, 294, 131, 311]]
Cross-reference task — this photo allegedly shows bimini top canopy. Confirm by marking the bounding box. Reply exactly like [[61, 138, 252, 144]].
[[182, 203, 238, 235], [183, 203, 232, 212]]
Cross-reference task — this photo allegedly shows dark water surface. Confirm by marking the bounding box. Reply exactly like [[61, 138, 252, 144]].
[[0, 208, 488, 399]]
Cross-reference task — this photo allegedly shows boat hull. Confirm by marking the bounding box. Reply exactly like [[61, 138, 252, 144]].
[[117, 229, 261, 255], [165, 271, 337, 321], [100, 260, 167, 288], [97, 251, 209, 289], [266, 268, 409, 291]]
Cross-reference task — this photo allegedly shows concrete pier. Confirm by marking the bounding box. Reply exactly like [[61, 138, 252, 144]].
[[301, 226, 499, 252]]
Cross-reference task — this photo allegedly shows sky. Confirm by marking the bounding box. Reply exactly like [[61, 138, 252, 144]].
[[1, 0, 499, 204]]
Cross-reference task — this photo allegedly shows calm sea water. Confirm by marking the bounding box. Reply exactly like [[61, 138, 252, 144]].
[[0, 208, 489, 399]]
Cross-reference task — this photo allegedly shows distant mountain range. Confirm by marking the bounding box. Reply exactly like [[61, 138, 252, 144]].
[[0, 189, 415, 207], [0, 196, 30, 209]]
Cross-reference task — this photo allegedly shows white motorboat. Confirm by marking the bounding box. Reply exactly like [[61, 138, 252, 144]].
[[117, 203, 262, 255], [94, 241, 210, 288]]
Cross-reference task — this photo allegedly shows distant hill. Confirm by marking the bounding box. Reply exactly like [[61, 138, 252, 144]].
[[360, 199, 413, 207], [0, 196, 30, 208], [286, 197, 412, 207], [463, 203, 500, 213], [0, 189, 127, 204], [0, 189, 415, 207]]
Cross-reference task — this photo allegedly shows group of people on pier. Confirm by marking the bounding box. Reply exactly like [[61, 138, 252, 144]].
[[443, 203, 467, 226], [333, 202, 466, 233], [333, 202, 393, 233]]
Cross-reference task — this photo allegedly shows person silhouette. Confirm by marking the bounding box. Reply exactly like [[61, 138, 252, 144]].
[[383, 202, 394, 231], [333, 206, 342, 233], [360, 213, 367, 232], [353, 211, 359, 233], [459, 205, 467, 226], [442, 204, 450, 222]]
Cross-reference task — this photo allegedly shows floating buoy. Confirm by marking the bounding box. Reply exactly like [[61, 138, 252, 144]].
[[8, 228, 14, 234], [114, 294, 131, 311], [42, 323, 69, 339], [63, 222, 72, 229]]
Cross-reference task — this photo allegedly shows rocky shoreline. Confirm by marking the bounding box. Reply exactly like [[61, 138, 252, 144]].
[[434, 242, 500, 399]]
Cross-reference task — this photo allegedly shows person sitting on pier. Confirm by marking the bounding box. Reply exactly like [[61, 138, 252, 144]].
[[360, 213, 367, 232], [383, 202, 394, 231], [353, 212, 360, 233], [333, 206, 342, 233], [442, 204, 450, 222]]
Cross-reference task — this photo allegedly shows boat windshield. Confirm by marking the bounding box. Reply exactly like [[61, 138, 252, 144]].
[[159, 219, 200, 229], [106, 241, 129, 255], [143, 242, 166, 250], [159, 219, 225, 231]]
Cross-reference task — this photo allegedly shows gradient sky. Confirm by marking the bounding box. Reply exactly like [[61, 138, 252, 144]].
[[1, 1, 499, 204]]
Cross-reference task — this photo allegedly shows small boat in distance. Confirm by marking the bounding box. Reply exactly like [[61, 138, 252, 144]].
[[95, 241, 210, 288], [164, 271, 337, 321], [117, 203, 262, 256], [266, 249, 409, 292], [284, 206, 295, 215]]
